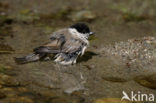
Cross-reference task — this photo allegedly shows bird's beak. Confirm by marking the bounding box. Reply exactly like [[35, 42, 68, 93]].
[[89, 32, 95, 35]]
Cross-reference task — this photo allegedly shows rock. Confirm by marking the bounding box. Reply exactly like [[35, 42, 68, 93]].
[[70, 10, 96, 22], [11, 9, 40, 23], [0, 65, 13, 74], [0, 74, 20, 86], [48, 98, 67, 103], [60, 73, 85, 94], [8, 96, 34, 103], [92, 98, 142, 103], [17, 87, 28, 93], [54, 6, 72, 19], [99, 36, 156, 77], [0, 91, 6, 99], [38, 90, 58, 101], [0, 44, 14, 54], [102, 76, 128, 82], [39, 6, 72, 21], [122, 13, 147, 22], [134, 74, 156, 89], [0, 88, 17, 97], [0, 84, 2, 88]]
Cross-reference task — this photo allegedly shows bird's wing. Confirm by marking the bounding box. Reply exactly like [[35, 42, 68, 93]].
[[61, 39, 85, 54], [33, 32, 66, 54]]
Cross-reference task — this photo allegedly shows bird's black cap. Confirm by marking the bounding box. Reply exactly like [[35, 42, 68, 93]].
[[70, 23, 90, 34]]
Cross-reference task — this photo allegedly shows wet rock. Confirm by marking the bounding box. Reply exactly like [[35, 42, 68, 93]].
[[102, 76, 128, 82], [122, 13, 147, 22], [100, 36, 156, 73], [92, 98, 141, 103], [48, 97, 67, 103], [111, 0, 156, 21], [0, 1, 9, 16], [12, 9, 40, 23], [0, 84, 2, 88], [60, 73, 85, 94], [8, 96, 34, 103], [70, 10, 96, 22], [0, 88, 17, 97], [0, 65, 12, 74], [17, 87, 28, 93], [0, 74, 20, 87], [38, 90, 58, 101], [134, 74, 156, 89], [0, 15, 13, 26], [0, 24, 12, 39], [0, 91, 6, 99], [84, 64, 95, 70], [85, 36, 156, 87], [54, 6, 72, 20], [0, 2, 9, 9], [39, 6, 72, 21], [0, 44, 14, 54]]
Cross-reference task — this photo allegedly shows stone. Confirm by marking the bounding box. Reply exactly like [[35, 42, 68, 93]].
[[0, 44, 14, 54], [70, 10, 96, 22], [8, 96, 34, 103], [0, 91, 6, 99], [102, 76, 128, 82], [0, 74, 20, 86], [134, 74, 156, 89], [93, 98, 142, 103], [48, 98, 67, 103], [0, 88, 17, 97]]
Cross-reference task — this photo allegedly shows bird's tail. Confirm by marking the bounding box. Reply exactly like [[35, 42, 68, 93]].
[[14, 53, 40, 64]]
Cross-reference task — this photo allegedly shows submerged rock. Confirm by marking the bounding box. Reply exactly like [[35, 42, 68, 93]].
[[60, 73, 85, 94], [100, 36, 156, 71], [0, 87, 18, 97], [0, 44, 14, 54], [70, 10, 96, 22], [0, 91, 6, 99], [8, 96, 34, 103], [0, 74, 20, 86], [102, 76, 128, 82], [11, 9, 40, 23], [135, 74, 156, 89], [96, 37, 156, 85], [92, 98, 141, 103], [48, 97, 67, 103]]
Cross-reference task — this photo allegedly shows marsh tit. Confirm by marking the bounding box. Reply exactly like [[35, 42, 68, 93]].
[[15, 23, 94, 65]]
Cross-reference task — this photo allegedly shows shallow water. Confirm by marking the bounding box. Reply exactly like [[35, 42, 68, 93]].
[[0, 0, 156, 103]]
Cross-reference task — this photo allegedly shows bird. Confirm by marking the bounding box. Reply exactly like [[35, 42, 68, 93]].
[[14, 23, 94, 65]]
